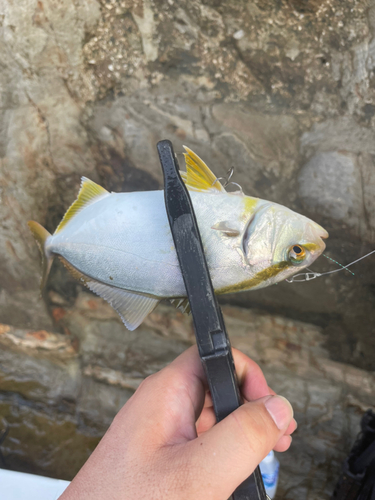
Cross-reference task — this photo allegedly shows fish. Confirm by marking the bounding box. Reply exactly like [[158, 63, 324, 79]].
[[28, 146, 328, 330]]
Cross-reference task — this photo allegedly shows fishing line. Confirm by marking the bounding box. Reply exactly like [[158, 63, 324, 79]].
[[286, 249, 375, 283], [322, 253, 355, 276]]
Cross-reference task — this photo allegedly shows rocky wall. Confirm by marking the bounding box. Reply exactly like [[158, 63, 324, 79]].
[[1, 299, 374, 499], [1, 0, 375, 368]]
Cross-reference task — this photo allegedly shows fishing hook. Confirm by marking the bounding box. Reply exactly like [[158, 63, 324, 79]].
[[286, 250, 375, 283]]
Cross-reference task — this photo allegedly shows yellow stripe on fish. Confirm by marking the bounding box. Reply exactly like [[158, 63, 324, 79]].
[[241, 196, 258, 221], [217, 261, 290, 295]]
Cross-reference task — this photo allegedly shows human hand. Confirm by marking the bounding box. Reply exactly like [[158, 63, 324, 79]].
[[60, 346, 296, 500]]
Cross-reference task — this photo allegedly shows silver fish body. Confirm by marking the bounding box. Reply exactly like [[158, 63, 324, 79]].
[[29, 147, 328, 330], [48, 190, 250, 298]]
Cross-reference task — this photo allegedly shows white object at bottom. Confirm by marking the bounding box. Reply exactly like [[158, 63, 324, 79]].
[[259, 450, 280, 499], [0, 468, 70, 500]]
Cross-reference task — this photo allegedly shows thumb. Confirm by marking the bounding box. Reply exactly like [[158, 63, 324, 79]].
[[184, 395, 293, 500]]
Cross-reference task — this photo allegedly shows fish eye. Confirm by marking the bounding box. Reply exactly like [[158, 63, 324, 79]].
[[288, 244, 306, 264]]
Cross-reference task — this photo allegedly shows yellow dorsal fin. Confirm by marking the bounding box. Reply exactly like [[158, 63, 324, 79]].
[[182, 146, 225, 193], [55, 177, 109, 234]]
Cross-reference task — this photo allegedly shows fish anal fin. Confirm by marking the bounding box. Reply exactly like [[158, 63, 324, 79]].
[[182, 146, 225, 193], [28, 221, 53, 290], [211, 221, 240, 237], [57, 257, 157, 330], [86, 280, 159, 331], [55, 177, 109, 234]]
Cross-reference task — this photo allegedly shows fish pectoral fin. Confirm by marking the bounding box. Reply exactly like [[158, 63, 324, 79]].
[[55, 177, 109, 234], [182, 146, 225, 193], [211, 221, 240, 237], [86, 280, 159, 331], [170, 298, 191, 314]]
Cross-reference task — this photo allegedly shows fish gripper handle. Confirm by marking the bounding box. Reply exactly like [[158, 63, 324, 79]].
[[157, 139, 267, 500]]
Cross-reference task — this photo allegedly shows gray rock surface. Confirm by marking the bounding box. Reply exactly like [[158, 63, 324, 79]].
[[298, 152, 361, 223]]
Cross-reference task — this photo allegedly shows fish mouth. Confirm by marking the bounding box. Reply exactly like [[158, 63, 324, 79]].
[[314, 223, 329, 240], [318, 229, 328, 255], [310, 223, 329, 255], [304, 222, 328, 258]]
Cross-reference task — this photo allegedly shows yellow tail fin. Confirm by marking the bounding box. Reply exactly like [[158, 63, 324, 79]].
[[28, 221, 53, 290]]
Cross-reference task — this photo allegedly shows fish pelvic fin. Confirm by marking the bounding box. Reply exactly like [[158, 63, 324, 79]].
[[170, 298, 191, 314], [182, 146, 225, 193], [86, 281, 159, 331], [28, 221, 53, 291], [55, 177, 109, 234]]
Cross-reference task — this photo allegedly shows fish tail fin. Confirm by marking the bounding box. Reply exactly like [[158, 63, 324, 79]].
[[28, 221, 54, 290]]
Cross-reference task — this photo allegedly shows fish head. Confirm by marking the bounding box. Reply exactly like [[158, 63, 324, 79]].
[[243, 202, 328, 287]]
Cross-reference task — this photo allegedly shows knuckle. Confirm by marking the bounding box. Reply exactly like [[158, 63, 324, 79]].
[[134, 374, 152, 394], [135, 371, 162, 395]]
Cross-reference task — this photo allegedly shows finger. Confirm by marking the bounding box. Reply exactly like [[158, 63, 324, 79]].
[[203, 390, 213, 408], [232, 348, 271, 401], [243, 396, 297, 437], [111, 346, 206, 447], [181, 395, 294, 500], [197, 407, 297, 442], [168, 346, 271, 403], [123, 346, 272, 446], [196, 407, 216, 435], [286, 418, 297, 436], [203, 350, 271, 408], [167, 347, 270, 404], [274, 435, 292, 452], [164, 345, 207, 417], [137, 346, 270, 424]]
